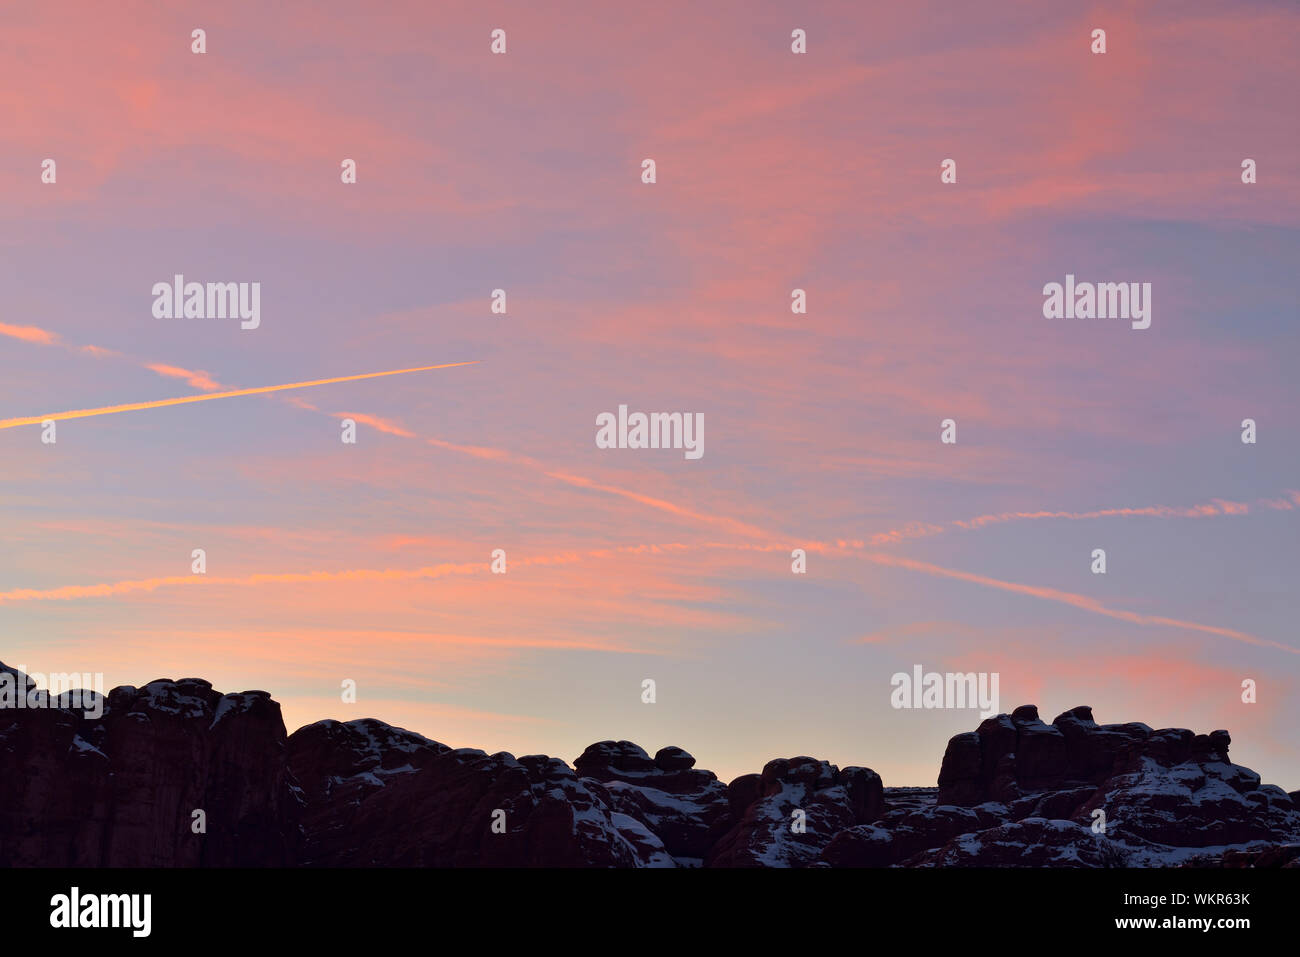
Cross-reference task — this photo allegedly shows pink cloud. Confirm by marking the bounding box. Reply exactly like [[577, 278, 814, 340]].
[[144, 362, 223, 392], [0, 322, 60, 346]]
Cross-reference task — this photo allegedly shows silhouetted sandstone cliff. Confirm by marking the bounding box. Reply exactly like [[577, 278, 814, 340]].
[[2, 663, 1296, 867]]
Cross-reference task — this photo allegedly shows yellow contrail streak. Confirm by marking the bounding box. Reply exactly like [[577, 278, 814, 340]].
[[0, 362, 481, 430]]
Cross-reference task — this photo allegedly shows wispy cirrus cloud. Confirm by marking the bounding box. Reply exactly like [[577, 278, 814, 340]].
[[5, 539, 1289, 657], [856, 551, 1296, 655]]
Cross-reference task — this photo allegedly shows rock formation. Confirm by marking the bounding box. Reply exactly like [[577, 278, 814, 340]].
[[2, 663, 1296, 867]]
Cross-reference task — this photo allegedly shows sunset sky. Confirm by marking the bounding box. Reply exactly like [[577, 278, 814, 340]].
[[1, 0, 1297, 788]]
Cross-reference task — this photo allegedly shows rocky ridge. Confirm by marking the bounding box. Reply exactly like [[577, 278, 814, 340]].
[[2, 664, 1296, 867]]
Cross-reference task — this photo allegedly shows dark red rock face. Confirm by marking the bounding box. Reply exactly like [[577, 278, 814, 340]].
[[706, 758, 884, 867], [1, 663, 1296, 867], [287, 724, 659, 867], [0, 665, 296, 867]]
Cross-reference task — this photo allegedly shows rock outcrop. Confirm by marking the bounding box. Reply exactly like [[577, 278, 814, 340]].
[[288, 721, 662, 866], [2, 663, 1296, 867], [706, 757, 884, 866], [878, 704, 1300, 867], [0, 664, 296, 867]]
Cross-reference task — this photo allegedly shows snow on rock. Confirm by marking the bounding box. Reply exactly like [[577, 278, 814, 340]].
[[705, 756, 884, 867], [3, 673, 1296, 868], [822, 705, 1300, 868], [0, 664, 296, 866], [575, 741, 732, 859]]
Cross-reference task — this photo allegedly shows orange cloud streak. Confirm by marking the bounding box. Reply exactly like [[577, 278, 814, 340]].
[[0, 322, 60, 345], [3, 539, 1289, 656], [80, 344, 121, 359], [0, 561, 485, 604], [144, 362, 224, 392], [333, 411, 415, 438]]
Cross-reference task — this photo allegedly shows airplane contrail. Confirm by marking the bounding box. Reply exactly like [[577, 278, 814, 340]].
[[0, 361, 481, 430]]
